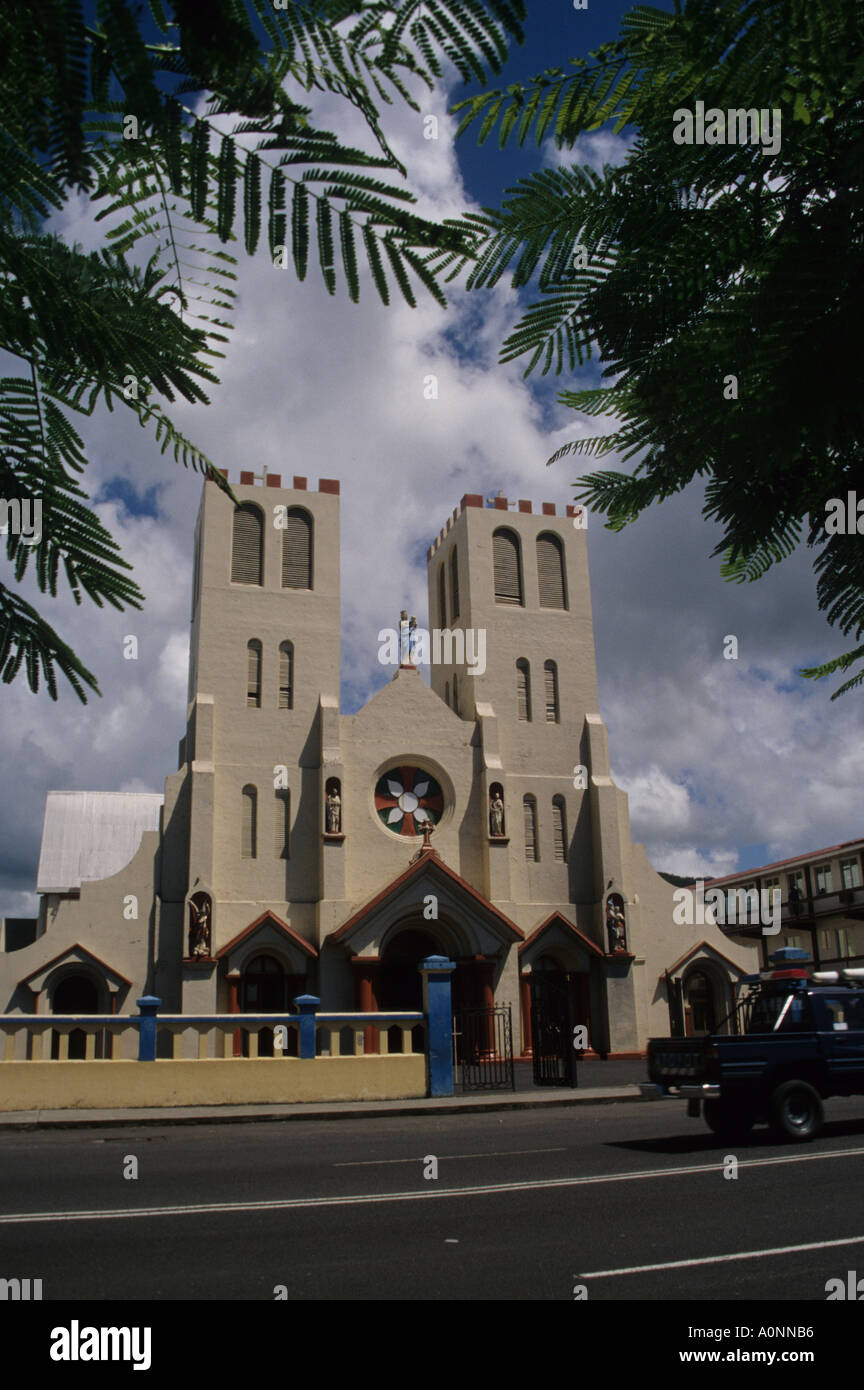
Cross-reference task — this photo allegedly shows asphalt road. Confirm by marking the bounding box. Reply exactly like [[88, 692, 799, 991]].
[[2, 1096, 864, 1302]]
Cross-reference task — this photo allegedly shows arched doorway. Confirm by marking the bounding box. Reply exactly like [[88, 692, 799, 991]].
[[241, 954, 304, 1057], [51, 975, 100, 1059], [380, 929, 440, 1012], [683, 969, 717, 1035], [242, 954, 286, 1011]]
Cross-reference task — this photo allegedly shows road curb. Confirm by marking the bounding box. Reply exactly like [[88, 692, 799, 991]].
[[0, 1086, 648, 1131]]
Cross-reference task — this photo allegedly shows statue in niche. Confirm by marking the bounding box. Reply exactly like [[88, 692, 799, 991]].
[[326, 786, 342, 834], [188, 894, 212, 958], [489, 792, 505, 837], [606, 895, 627, 952]]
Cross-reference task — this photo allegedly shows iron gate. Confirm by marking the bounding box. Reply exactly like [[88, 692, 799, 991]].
[[453, 1004, 515, 1091], [530, 972, 577, 1086]]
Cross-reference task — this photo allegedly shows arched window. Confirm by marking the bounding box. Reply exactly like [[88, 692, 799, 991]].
[[450, 546, 460, 619], [275, 789, 290, 858], [231, 505, 263, 585], [493, 527, 523, 605], [444, 680, 450, 708], [552, 795, 567, 861], [453, 672, 460, 716], [278, 641, 294, 709], [523, 795, 538, 862], [544, 659, 559, 723], [281, 508, 312, 589], [516, 659, 531, 721], [241, 785, 257, 859], [438, 563, 447, 627], [246, 640, 262, 708], [537, 532, 566, 608]]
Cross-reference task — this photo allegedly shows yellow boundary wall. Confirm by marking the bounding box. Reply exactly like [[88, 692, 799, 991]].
[[0, 1055, 427, 1111]]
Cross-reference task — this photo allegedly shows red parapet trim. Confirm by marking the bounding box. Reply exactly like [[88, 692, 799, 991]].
[[605, 1051, 647, 1060], [266, 474, 282, 488], [541, 502, 556, 515], [319, 478, 340, 494], [215, 910, 318, 960], [293, 476, 308, 490], [461, 493, 483, 509], [518, 500, 532, 513], [330, 853, 525, 945], [493, 496, 508, 510], [520, 911, 605, 958], [240, 470, 254, 485]]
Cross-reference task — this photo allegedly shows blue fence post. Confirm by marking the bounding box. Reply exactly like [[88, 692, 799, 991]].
[[294, 995, 320, 1060], [136, 996, 162, 1062], [419, 956, 455, 1097]]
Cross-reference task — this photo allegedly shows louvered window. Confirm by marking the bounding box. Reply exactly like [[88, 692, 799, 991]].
[[493, 529, 523, 605], [537, 533, 566, 608], [246, 640, 262, 708], [278, 641, 294, 709], [453, 672, 460, 717], [523, 796, 538, 862], [281, 509, 312, 589], [241, 785, 257, 859], [516, 660, 531, 721], [544, 660, 559, 723], [438, 564, 447, 626], [450, 547, 460, 619], [275, 790, 290, 858], [231, 505, 263, 585], [552, 796, 567, 861]]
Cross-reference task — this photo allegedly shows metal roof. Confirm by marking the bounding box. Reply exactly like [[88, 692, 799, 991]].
[[36, 791, 163, 894]]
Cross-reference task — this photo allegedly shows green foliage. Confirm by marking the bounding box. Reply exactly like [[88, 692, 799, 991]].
[[450, 0, 864, 697], [0, 0, 526, 700]]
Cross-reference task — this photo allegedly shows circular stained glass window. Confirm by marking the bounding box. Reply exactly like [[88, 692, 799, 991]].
[[375, 767, 444, 836]]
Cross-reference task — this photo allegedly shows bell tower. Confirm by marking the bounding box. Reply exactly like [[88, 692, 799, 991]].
[[179, 471, 341, 945]]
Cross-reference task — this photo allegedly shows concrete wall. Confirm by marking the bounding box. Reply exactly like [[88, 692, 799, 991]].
[[0, 1055, 426, 1111]]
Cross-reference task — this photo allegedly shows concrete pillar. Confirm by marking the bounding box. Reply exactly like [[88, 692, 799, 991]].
[[136, 995, 161, 1062], [419, 955, 455, 1097]]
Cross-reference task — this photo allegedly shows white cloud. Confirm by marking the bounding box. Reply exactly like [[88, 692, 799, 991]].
[[543, 128, 635, 173], [0, 57, 859, 919]]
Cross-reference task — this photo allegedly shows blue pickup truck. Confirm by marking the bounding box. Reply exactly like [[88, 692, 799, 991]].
[[641, 952, 864, 1141]]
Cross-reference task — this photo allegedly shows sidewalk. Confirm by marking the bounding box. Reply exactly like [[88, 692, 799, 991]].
[[0, 1059, 649, 1131]]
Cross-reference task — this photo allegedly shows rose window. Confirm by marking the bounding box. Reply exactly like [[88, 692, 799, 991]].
[[375, 767, 444, 836]]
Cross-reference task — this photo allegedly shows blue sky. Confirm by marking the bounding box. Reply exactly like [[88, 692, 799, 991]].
[[0, 1, 860, 923]]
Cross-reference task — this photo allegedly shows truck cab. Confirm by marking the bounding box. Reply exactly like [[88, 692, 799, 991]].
[[641, 949, 864, 1141]]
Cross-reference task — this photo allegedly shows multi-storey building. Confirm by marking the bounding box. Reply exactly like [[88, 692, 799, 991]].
[[0, 473, 760, 1056], [705, 840, 864, 981]]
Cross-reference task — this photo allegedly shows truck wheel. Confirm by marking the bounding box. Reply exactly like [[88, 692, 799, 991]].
[[703, 1099, 755, 1141], [770, 1081, 824, 1141]]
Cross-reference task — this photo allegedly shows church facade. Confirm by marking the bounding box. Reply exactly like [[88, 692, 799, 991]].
[[0, 472, 759, 1056]]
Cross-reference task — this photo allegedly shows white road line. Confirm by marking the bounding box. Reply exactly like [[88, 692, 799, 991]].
[[2, 1144, 863, 1226], [333, 1147, 567, 1167], [581, 1233, 864, 1279]]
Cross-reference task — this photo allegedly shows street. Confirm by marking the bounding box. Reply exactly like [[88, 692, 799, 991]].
[[2, 1097, 864, 1302]]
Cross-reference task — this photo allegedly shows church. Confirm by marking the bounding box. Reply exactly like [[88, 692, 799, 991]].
[[0, 472, 759, 1057]]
